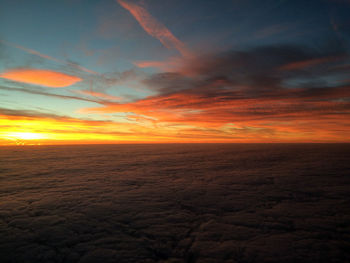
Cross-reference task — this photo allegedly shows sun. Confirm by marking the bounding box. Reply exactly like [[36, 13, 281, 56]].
[[5, 132, 47, 140]]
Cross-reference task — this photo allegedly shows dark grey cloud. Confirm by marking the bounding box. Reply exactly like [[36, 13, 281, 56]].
[[144, 42, 350, 97], [0, 107, 69, 119], [124, 42, 350, 124]]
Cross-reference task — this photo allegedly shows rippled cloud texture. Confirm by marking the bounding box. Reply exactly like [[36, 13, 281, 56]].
[[1, 144, 350, 262]]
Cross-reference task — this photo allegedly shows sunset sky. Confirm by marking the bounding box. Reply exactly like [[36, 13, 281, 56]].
[[0, 0, 349, 145]]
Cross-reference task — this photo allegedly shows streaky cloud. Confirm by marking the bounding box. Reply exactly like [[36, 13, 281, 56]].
[[76, 90, 123, 102], [117, 0, 192, 57], [0, 39, 98, 75], [279, 55, 345, 71], [0, 85, 101, 104], [0, 107, 69, 120]]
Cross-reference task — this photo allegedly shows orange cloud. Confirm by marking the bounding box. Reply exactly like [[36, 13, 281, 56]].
[[117, 0, 192, 57], [0, 69, 81, 88], [133, 57, 184, 71], [134, 60, 170, 70], [79, 85, 350, 142]]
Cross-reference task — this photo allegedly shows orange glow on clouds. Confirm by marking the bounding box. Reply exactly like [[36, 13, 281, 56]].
[[0, 114, 221, 145], [0, 69, 81, 87], [0, 111, 349, 145]]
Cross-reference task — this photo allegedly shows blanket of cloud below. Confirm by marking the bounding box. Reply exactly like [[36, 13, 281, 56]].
[[0, 144, 350, 263]]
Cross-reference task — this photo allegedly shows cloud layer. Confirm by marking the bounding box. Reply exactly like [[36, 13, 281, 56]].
[[1, 144, 350, 262]]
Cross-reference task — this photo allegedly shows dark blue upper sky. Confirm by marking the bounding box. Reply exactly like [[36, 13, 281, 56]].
[[1, 0, 348, 73]]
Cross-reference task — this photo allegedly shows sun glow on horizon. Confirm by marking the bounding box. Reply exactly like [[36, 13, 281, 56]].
[[4, 132, 48, 140]]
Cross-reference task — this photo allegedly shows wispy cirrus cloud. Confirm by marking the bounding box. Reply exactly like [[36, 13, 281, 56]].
[[0, 39, 98, 75], [0, 68, 81, 88], [133, 57, 183, 72], [117, 0, 192, 57], [81, 86, 350, 124], [0, 85, 100, 104], [133, 60, 172, 70], [76, 90, 123, 101], [0, 107, 69, 120]]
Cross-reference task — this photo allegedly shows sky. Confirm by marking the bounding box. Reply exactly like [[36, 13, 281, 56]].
[[0, 0, 349, 145]]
